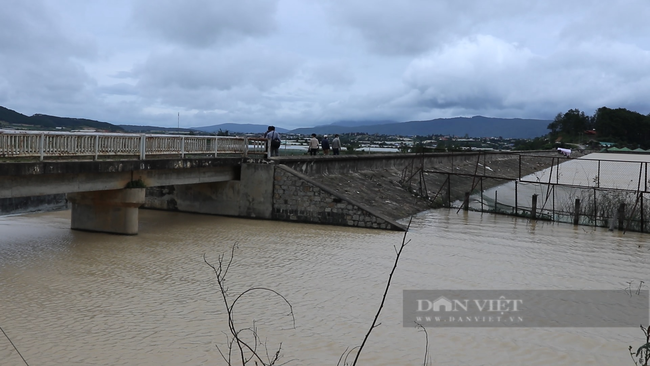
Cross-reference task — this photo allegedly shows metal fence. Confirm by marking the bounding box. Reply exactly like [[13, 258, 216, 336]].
[[400, 152, 650, 233], [0, 130, 267, 160], [518, 154, 649, 191]]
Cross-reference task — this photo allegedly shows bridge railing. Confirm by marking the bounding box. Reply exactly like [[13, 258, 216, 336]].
[[0, 130, 267, 160]]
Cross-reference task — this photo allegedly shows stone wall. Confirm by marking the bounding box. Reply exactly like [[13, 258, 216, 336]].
[[272, 165, 405, 230]]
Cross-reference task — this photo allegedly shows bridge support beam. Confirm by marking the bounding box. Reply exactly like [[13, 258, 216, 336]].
[[145, 164, 273, 218], [67, 188, 146, 235]]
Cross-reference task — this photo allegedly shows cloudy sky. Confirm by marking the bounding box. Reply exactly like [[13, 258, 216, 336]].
[[1, 0, 649, 129]]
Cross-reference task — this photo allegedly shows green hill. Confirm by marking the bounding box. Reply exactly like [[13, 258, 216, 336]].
[[0, 106, 123, 132]]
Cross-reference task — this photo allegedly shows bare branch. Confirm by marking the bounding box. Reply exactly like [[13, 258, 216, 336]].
[[205, 245, 294, 366], [230, 287, 296, 330], [336, 347, 350, 366], [350, 216, 413, 366], [414, 322, 431, 366]]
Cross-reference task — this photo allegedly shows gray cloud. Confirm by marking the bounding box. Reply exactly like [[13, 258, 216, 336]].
[[1, 0, 650, 130], [131, 0, 279, 48], [0, 0, 95, 58], [0, 0, 98, 115], [134, 46, 299, 92], [322, 0, 650, 57], [399, 33, 650, 119]]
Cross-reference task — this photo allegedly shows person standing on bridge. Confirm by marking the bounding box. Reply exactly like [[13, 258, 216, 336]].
[[321, 135, 330, 155], [264, 126, 281, 157], [331, 134, 341, 155], [309, 133, 319, 156]]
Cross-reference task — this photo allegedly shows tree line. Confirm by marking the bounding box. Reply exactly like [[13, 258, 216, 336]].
[[547, 107, 650, 149]]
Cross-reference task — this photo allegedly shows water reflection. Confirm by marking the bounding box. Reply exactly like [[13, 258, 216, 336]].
[[1, 209, 649, 365]]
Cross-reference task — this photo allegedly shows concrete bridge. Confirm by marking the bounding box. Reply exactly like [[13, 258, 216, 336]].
[[1, 130, 557, 234], [0, 130, 411, 234]]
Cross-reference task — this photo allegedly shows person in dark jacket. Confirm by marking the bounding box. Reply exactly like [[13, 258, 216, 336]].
[[321, 135, 330, 155]]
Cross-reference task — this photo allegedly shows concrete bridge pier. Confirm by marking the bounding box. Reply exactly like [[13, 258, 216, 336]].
[[67, 188, 146, 235]]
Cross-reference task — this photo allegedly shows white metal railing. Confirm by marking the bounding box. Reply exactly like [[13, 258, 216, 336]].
[[0, 130, 268, 160]]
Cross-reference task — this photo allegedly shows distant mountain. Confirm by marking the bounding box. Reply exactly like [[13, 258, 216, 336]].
[[0, 106, 32, 125], [327, 119, 397, 127], [193, 123, 289, 134], [0, 106, 123, 131], [120, 125, 196, 133], [0, 105, 550, 138], [289, 116, 550, 138]]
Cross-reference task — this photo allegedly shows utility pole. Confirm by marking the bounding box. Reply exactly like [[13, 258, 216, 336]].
[[177, 112, 180, 130]]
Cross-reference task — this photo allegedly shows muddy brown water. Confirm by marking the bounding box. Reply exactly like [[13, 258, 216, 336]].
[[1, 208, 649, 365]]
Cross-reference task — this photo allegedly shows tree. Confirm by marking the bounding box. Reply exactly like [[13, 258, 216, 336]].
[[551, 109, 591, 137], [411, 142, 433, 153], [346, 141, 360, 153], [594, 107, 650, 148], [547, 113, 562, 140]]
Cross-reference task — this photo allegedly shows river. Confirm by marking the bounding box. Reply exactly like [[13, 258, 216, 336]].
[[1, 208, 649, 365]]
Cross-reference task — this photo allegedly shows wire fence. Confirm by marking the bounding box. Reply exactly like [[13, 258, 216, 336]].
[[519, 154, 649, 191], [401, 152, 650, 233]]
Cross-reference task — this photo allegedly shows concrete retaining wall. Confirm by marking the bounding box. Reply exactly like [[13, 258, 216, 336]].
[[143, 163, 405, 230], [272, 165, 405, 230]]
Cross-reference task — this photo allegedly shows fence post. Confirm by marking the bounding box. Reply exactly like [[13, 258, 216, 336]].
[[94, 135, 99, 160], [181, 136, 185, 159], [463, 192, 470, 211], [642, 194, 645, 233], [214, 136, 219, 157], [573, 199, 581, 225], [531, 194, 538, 219], [39, 133, 44, 161], [494, 191, 498, 212], [446, 174, 451, 207], [139, 135, 146, 160], [514, 180, 518, 215], [552, 185, 555, 221], [593, 188, 597, 227], [481, 177, 485, 212], [618, 203, 626, 231]]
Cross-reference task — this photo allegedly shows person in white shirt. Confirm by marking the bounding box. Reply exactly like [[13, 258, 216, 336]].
[[309, 133, 319, 156]]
